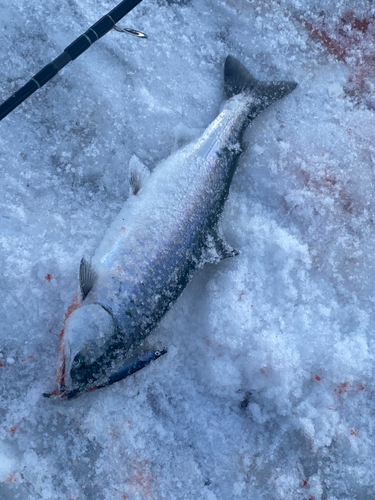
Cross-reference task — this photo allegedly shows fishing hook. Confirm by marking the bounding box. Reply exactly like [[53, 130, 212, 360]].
[[114, 26, 148, 38]]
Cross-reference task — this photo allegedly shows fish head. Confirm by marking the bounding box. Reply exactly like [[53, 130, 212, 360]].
[[61, 303, 117, 398]]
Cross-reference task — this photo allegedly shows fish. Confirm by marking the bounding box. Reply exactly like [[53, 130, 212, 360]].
[[51, 56, 297, 400]]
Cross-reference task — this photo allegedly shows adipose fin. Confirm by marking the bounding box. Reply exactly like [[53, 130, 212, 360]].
[[172, 122, 204, 152]]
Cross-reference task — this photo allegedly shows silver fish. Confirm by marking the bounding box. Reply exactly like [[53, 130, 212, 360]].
[[53, 56, 297, 399]]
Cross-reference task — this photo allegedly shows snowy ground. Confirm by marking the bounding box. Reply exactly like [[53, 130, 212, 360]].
[[1, 0, 375, 498]]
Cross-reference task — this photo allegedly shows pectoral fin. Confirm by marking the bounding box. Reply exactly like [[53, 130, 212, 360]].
[[79, 257, 99, 300], [129, 155, 151, 195]]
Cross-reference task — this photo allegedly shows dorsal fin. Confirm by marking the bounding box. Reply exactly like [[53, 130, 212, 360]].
[[129, 155, 151, 195], [79, 257, 98, 300]]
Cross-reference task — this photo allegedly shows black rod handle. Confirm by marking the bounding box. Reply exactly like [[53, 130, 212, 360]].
[[0, 0, 144, 122]]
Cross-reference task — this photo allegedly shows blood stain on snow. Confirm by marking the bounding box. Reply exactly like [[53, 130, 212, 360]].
[[6, 474, 17, 483], [302, 11, 375, 109], [350, 428, 359, 436], [45, 273, 52, 281], [56, 293, 82, 391], [302, 479, 308, 486], [129, 459, 153, 498], [314, 375, 321, 381], [64, 293, 81, 322], [10, 426, 17, 435], [335, 382, 348, 394]]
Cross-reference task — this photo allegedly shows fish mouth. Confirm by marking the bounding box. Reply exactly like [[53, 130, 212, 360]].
[[43, 387, 81, 401], [43, 336, 72, 400], [43, 359, 70, 400], [44, 292, 83, 400]]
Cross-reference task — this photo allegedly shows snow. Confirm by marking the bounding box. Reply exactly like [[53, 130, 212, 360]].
[[1, 0, 375, 498]]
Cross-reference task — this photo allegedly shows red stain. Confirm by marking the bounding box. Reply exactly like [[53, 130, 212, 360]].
[[304, 20, 346, 61], [359, 384, 365, 391], [302, 480, 308, 486], [122, 495, 128, 500], [238, 290, 245, 301], [45, 273, 52, 282], [10, 427, 17, 435], [64, 293, 81, 322], [314, 375, 321, 381], [28, 354, 34, 359], [0, 361, 4, 367], [337, 382, 348, 394], [88, 386, 98, 392], [305, 12, 375, 61], [56, 293, 82, 393], [21, 359, 25, 363], [6, 474, 17, 483], [131, 459, 152, 498], [121, 227, 126, 231], [350, 428, 358, 436], [302, 11, 375, 109]]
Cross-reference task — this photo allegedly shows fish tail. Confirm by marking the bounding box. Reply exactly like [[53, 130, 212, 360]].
[[224, 55, 297, 117]]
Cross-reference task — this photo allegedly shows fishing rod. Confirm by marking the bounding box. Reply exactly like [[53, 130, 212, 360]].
[[0, 0, 147, 122]]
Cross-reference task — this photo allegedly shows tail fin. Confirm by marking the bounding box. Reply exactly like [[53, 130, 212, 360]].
[[224, 55, 297, 118]]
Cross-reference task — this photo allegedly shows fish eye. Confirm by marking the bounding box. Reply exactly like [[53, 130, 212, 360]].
[[72, 354, 85, 370], [155, 350, 160, 357]]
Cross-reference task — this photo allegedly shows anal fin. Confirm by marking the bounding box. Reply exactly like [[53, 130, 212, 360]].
[[214, 233, 239, 260], [204, 232, 239, 264]]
